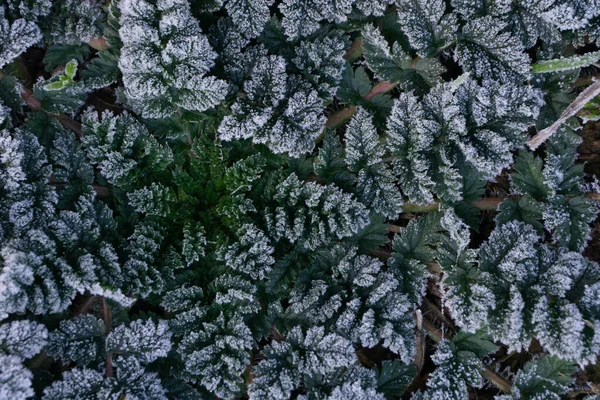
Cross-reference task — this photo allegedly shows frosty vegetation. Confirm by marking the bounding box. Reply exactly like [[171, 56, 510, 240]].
[[1, 0, 600, 399]]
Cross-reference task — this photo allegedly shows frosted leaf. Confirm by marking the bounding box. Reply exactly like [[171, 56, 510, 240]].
[[0, 231, 75, 317], [265, 174, 370, 250], [419, 340, 484, 400], [43, 367, 116, 399], [541, 0, 600, 30], [320, 366, 385, 399], [533, 297, 585, 362], [119, 0, 226, 118], [291, 32, 348, 100], [455, 16, 530, 82], [0, 320, 47, 359], [218, 223, 275, 280], [123, 218, 168, 297], [81, 109, 173, 189], [128, 183, 176, 217], [345, 107, 384, 171], [250, 325, 357, 399], [114, 356, 168, 400], [479, 221, 540, 283], [344, 107, 402, 218], [214, 274, 261, 315], [177, 312, 253, 399], [451, 0, 562, 48], [396, 0, 458, 57], [493, 285, 530, 353], [0, 354, 34, 399], [45, 0, 104, 45], [279, 0, 354, 39], [297, 326, 356, 374], [225, 0, 274, 38], [542, 196, 597, 252], [218, 55, 325, 157], [107, 319, 172, 364], [361, 24, 444, 88], [440, 208, 470, 253], [444, 281, 493, 334], [386, 93, 435, 204], [46, 315, 105, 366], [5, 0, 52, 20], [182, 223, 207, 266], [508, 355, 575, 400], [249, 341, 300, 400], [0, 129, 25, 192], [354, 0, 394, 16], [334, 248, 382, 287], [0, 9, 42, 69]]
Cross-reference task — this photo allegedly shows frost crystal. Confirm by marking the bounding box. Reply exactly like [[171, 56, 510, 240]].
[[0, 8, 41, 69], [219, 55, 326, 157], [265, 174, 370, 250], [119, 0, 227, 118]]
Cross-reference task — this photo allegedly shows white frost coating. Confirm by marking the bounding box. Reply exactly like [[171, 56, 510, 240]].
[[533, 297, 585, 362], [455, 16, 530, 82], [265, 174, 370, 250], [345, 107, 402, 218], [396, 0, 458, 57], [0, 320, 48, 358], [345, 107, 384, 170], [219, 55, 324, 157], [226, 0, 274, 38], [494, 285, 530, 353], [0, 354, 34, 399], [107, 319, 172, 364], [279, 0, 355, 39], [119, 0, 227, 118], [0, 129, 25, 192], [0, 9, 42, 69]]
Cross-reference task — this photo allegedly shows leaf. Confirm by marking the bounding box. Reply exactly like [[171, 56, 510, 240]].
[[451, 330, 498, 359], [349, 213, 388, 251], [455, 16, 530, 82], [64, 60, 78, 80], [532, 50, 600, 73], [44, 81, 65, 91], [376, 360, 416, 397], [495, 195, 544, 233], [396, 0, 457, 57], [336, 64, 371, 104], [511, 151, 550, 201], [543, 195, 598, 252], [43, 45, 90, 72], [513, 355, 575, 399], [361, 25, 443, 93]]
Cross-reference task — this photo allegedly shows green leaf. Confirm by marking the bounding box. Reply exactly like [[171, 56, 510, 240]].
[[44, 81, 65, 91], [65, 60, 78, 80], [511, 151, 550, 201], [496, 195, 544, 232], [513, 356, 575, 399], [451, 330, 498, 359], [543, 195, 598, 252], [361, 25, 443, 93], [349, 213, 388, 251], [336, 64, 371, 104], [532, 50, 600, 73], [43, 44, 90, 72], [376, 360, 416, 397]]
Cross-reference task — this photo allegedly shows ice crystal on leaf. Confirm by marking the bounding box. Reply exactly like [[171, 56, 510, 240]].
[[118, 0, 227, 118]]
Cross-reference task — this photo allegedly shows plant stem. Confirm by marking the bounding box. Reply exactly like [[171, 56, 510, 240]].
[[343, 38, 363, 63], [100, 297, 113, 377], [529, 79, 600, 150]]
